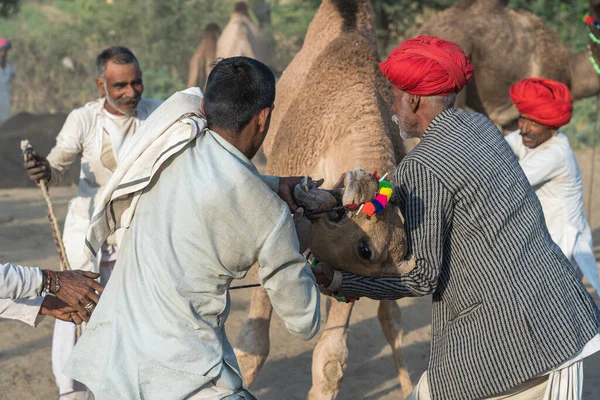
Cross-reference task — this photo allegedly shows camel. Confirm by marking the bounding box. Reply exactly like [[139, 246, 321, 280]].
[[233, 1, 415, 398], [418, 0, 600, 130], [187, 23, 221, 90], [216, 1, 269, 64]]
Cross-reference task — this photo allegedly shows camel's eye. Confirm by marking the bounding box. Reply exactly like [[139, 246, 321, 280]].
[[358, 242, 372, 260]]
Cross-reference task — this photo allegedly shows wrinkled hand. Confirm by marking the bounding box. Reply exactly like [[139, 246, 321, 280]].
[[23, 151, 51, 183], [278, 176, 324, 212], [55, 270, 104, 322], [293, 208, 313, 253], [311, 262, 334, 288], [39, 296, 78, 323]]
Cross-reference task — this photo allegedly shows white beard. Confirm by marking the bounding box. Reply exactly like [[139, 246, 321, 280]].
[[392, 115, 417, 139], [103, 81, 136, 117]]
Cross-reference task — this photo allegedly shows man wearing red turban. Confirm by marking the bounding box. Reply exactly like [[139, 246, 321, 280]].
[[314, 37, 600, 400], [506, 76, 600, 300], [509, 77, 573, 147]]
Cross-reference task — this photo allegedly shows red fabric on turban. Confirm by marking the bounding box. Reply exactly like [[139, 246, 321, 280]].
[[509, 78, 573, 129], [379, 35, 474, 96], [0, 38, 11, 51]]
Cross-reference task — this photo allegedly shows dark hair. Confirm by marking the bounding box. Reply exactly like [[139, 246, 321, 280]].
[[203, 57, 275, 134], [96, 46, 139, 78]]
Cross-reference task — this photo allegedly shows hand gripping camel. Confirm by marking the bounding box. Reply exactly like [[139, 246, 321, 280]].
[[21, 140, 82, 337]]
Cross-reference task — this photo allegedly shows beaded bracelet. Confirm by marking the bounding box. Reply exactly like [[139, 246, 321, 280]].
[[41, 269, 52, 296]]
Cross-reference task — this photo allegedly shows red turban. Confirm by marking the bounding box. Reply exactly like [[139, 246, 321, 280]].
[[379, 35, 474, 96], [0, 38, 11, 51], [509, 78, 573, 129]]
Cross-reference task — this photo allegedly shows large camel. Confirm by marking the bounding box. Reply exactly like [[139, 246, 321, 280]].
[[187, 23, 221, 90], [234, 1, 414, 399], [419, 0, 600, 130]]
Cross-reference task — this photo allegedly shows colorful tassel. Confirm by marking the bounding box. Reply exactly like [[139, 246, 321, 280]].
[[360, 177, 394, 217]]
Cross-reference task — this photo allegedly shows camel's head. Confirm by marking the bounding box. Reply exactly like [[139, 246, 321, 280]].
[[294, 169, 411, 278]]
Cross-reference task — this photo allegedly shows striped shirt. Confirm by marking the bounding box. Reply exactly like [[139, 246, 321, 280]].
[[338, 108, 600, 400]]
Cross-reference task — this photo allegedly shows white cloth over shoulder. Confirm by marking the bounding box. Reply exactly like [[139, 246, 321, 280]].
[[505, 130, 600, 294], [84, 88, 206, 261], [0, 263, 45, 326]]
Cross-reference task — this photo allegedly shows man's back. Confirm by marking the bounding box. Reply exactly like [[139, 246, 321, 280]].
[[398, 108, 600, 399], [65, 124, 320, 399]]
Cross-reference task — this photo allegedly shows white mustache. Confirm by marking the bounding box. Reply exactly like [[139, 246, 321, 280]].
[[392, 115, 400, 126]]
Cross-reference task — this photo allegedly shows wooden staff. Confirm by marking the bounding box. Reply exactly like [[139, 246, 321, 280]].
[[21, 140, 81, 337]]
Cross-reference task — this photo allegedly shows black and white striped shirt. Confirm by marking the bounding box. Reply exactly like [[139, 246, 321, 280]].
[[339, 108, 600, 400]]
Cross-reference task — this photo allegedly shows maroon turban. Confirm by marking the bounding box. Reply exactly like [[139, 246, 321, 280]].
[[379, 35, 474, 96], [509, 78, 573, 129]]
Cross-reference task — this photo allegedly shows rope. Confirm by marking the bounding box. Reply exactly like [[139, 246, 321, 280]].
[[229, 283, 261, 290], [304, 205, 348, 217], [21, 140, 80, 337]]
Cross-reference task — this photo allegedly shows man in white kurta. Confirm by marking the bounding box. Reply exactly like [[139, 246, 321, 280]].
[[507, 77, 600, 295], [0, 38, 16, 124], [64, 57, 320, 400], [23, 46, 162, 400]]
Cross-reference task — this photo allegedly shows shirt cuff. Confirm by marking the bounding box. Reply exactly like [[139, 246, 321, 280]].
[[261, 175, 280, 193], [327, 270, 343, 292], [0, 296, 46, 327]]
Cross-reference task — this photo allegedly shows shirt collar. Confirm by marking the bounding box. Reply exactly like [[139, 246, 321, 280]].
[[208, 129, 260, 175], [425, 107, 457, 136]]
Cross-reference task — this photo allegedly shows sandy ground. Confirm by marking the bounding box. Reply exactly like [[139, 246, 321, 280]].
[[1, 149, 600, 400]]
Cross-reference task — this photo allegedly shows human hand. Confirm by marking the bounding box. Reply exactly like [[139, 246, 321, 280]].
[[53, 270, 104, 322], [23, 151, 51, 183], [293, 208, 313, 253], [39, 296, 78, 323], [278, 176, 324, 212], [311, 262, 334, 288]]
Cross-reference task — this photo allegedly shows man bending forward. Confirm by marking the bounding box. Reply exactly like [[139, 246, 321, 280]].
[[64, 57, 320, 400]]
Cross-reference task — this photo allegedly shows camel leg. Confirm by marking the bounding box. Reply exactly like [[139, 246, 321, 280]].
[[234, 267, 273, 386], [378, 300, 413, 399], [307, 298, 354, 400]]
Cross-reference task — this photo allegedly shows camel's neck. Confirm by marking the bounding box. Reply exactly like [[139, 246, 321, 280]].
[[567, 50, 600, 99], [302, 0, 375, 57]]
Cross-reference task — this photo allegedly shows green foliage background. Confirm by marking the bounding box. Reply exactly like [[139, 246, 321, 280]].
[[1, 0, 598, 146]]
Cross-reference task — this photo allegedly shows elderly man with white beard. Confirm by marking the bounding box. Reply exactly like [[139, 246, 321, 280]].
[[22, 46, 162, 400]]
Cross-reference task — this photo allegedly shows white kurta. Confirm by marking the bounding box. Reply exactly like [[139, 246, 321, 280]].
[[46, 97, 162, 273], [46, 97, 162, 398], [64, 122, 321, 400], [0, 60, 15, 124], [0, 263, 45, 326], [505, 130, 600, 293]]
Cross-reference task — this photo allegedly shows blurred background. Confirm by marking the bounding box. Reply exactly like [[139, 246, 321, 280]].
[[0, 0, 597, 147]]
